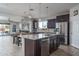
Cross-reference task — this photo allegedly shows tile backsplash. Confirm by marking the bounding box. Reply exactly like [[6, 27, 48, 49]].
[[37, 28, 55, 33]]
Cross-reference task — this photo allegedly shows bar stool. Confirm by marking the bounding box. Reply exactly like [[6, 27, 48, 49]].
[[16, 37, 22, 46]]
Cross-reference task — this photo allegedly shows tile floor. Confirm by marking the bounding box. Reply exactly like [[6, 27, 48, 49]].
[[0, 36, 24, 56], [0, 36, 79, 56], [59, 45, 79, 56]]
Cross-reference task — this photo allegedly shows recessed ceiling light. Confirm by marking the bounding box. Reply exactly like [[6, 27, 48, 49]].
[[29, 9, 34, 11], [28, 16, 32, 18], [46, 7, 48, 8]]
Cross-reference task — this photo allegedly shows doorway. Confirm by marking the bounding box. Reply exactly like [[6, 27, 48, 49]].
[[70, 16, 79, 49]]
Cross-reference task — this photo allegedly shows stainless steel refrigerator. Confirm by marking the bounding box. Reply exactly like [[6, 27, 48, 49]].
[[56, 22, 68, 45]]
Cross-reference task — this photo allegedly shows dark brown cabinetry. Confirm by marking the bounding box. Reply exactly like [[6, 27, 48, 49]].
[[24, 35, 61, 56], [58, 35, 65, 44], [32, 20, 38, 29], [56, 14, 70, 45], [56, 14, 69, 22], [41, 39, 49, 56], [32, 20, 38, 32], [25, 39, 41, 56], [25, 38, 49, 56], [49, 35, 60, 54], [47, 19, 56, 28]]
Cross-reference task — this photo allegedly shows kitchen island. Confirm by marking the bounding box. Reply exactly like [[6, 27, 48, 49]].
[[22, 33, 61, 56]]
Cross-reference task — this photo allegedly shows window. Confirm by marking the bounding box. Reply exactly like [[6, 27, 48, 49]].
[[38, 21, 47, 29], [0, 24, 10, 33]]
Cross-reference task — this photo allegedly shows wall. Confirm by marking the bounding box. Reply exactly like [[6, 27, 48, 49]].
[[0, 10, 70, 34], [0, 12, 33, 33], [0, 13, 23, 34], [0, 20, 9, 23], [8, 16, 23, 34], [0, 15, 21, 34], [9, 16, 33, 33], [37, 18, 56, 33], [70, 4, 79, 48], [0, 16, 9, 23], [37, 11, 69, 33]]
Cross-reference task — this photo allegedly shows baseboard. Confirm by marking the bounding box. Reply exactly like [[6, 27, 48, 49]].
[[71, 44, 79, 49]]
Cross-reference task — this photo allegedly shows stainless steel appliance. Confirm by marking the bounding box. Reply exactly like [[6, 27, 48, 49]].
[[56, 22, 68, 45]]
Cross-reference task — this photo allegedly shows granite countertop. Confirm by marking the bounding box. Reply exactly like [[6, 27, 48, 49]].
[[22, 33, 59, 40]]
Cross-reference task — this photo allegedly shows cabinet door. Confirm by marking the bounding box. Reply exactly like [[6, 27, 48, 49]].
[[25, 39, 35, 56], [33, 20, 38, 29], [41, 39, 49, 56], [47, 19, 56, 28], [51, 36, 57, 50], [49, 36, 60, 53], [50, 37, 56, 53], [56, 14, 69, 22]]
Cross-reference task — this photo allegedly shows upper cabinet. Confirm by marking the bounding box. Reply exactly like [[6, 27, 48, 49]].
[[47, 14, 69, 28], [56, 14, 69, 22], [47, 19, 56, 28], [32, 20, 38, 29]]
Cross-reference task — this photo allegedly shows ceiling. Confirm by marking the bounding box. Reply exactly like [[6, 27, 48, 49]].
[[0, 3, 78, 18]]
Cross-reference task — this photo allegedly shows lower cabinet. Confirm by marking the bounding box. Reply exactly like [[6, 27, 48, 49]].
[[24, 35, 60, 56], [59, 35, 65, 44], [49, 35, 60, 54], [41, 39, 49, 56], [25, 38, 49, 56]]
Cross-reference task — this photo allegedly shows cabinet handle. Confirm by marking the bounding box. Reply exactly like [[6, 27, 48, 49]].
[[42, 40, 47, 42]]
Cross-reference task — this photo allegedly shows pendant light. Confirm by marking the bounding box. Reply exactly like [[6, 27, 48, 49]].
[[39, 3, 42, 21], [28, 4, 32, 18], [46, 6, 48, 19]]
